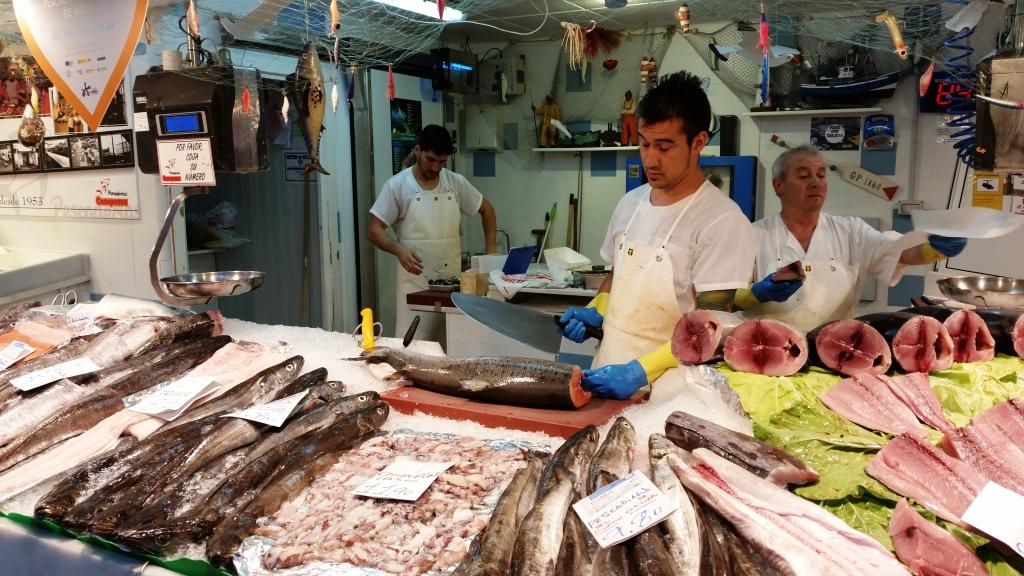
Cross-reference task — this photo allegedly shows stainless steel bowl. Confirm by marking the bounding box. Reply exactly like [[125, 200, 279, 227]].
[[936, 275, 1024, 308], [159, 271, 265, 299]]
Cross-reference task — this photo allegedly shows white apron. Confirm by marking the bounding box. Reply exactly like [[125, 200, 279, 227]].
[[394, 171, 462, 342], [592, 186, 701, 369], [755, 222, 860, 333]]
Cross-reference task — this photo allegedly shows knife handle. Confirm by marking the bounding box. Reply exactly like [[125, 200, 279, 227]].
[[553, 315, 604, 340]]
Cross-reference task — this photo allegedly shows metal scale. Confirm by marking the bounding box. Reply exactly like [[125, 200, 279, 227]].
[[134, 22, 270, 307]]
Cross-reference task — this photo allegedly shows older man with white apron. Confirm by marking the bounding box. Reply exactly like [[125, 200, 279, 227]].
[[559, 71, 757, 400], [368, 125, 497, 342], [736, 144, 967, 332]]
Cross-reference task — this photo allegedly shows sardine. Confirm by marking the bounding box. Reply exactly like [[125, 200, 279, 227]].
[[455, 453, 544, 576], [648, 434, 701, 575], [287, 42, 329, 175], [205, 403, 390, 567], [510, 466, 577, 576], [361, 347, 591, 410]]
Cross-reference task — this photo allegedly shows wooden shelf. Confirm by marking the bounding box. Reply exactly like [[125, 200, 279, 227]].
[[533, 146, 639, 153], [744, 107, 882, 117]]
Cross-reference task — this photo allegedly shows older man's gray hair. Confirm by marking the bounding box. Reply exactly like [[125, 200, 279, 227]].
[[772, 144, 821, 180]]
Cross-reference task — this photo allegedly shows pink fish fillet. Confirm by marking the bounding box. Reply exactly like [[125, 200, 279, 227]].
[[889, 499, 989, 576], [669, 448, 910, 575], [880, 372, 955, 434], [866, 433, 987, 526], [671, 310, 742, 364], [972, 399, 1024, 455], [892, 316, 955, 373], [819, 374, 924, 437], [723, 319, 808, 376], [944, 310, 995, 364], [812, 319, 891, 376], [941, 425, 1024, 495]]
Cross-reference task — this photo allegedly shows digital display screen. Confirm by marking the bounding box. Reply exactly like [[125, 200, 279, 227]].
[[920, 71, 974, 114], [161, 113, 203, 134]]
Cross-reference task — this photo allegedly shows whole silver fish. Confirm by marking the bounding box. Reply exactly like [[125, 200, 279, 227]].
[[588, 417, 636, 576], [648, 434, 701, 575], [0, 380, 90, 448], [536, 425, 600, 499], [510, 466, 577, 576], [287, 42, 329, 175]]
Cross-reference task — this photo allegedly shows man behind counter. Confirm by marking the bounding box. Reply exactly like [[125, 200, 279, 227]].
[[736, 144, 967, 332], [368, 125, 497, 339], [559, 71, 757, 400]]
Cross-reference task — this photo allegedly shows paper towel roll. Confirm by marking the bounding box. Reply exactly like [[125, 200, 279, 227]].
[[162, 50, 183, 71]]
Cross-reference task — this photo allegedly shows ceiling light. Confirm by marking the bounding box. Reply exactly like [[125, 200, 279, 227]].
[[370, 0, 464, 22]]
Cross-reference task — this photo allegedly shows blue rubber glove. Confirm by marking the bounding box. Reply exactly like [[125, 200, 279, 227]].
[[750, 272, 803, 303], [559, 306, 603, 343], [582, 360, 648, 400], [928, 234, 967, 257]]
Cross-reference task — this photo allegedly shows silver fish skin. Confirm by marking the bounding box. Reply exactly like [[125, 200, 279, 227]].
[[536, 425, 600, 499], [648, 434, 701, 575], [587, 417, 636, 576], [511, 465, 577, 576], [0, 336, 94, 391], [0, 380, 90, 448], [287, 42, 329, 175]]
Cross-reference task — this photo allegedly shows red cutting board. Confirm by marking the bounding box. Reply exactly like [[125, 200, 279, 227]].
[[380, 386, 642, 439]]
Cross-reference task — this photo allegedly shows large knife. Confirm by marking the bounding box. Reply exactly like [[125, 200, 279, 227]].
[[452, 292, 603, 354]]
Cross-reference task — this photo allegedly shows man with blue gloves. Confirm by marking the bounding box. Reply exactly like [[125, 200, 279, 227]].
[[735, 144, 967, 332], [559, 72, 757, 400]]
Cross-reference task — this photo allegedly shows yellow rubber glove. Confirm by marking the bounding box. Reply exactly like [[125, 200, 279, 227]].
[[636, 341, 678, 383], [920, 243, 947, 263], [587, 292, 609, 315], [733, 286, 760, 310]]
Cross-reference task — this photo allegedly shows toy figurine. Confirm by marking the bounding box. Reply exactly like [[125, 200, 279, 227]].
[[621, 90, 636, 146], [640, 56, 658, 85], [532, 95, 561, 147]]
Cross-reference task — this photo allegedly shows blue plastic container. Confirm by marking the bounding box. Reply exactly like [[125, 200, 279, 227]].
[[502, 246, 537, 275]]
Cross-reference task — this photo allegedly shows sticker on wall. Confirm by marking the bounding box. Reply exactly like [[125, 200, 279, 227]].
[[863, 114, 895, 150], [972, 172, 1005, 210], [13, 0, 149, 131], [811, 116, 861, 151]]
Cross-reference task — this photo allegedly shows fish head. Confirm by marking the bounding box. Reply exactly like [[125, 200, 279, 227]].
[[648, 433, 678, 460], [357, 401, 390, 432], [259, 356, 305, 392], [567, 425, 600, 477], [607, 417, 637, 451], [315, 380, 348, 401]]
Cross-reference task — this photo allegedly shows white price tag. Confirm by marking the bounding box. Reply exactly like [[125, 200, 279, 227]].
[[10, 357, 101, 391], [572, 471, 678, 549], [127, 375, 219, 420], [353, 459, 455, 501], [225, 391, 308, 427], [0, 340, 35, 370], [963, 482, 1024, 557], [133, 111, 149, 132]]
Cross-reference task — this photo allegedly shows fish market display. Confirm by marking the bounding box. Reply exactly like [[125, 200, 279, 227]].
[[648, 434, 701, 574], [0, 321, 73, 365], [882, 372, 955, 434], [888, 499, 989, 576], [972, 398, 1024, 454], [901, 307, 995, 363], [866, 433, 987, 525], [587, 417, 636, 576], [973, 308, 1024, 358], [287, 42, 330, 175], [723, 318, 808, 376], [808, 319, 891, 376], [941, 425, 1024, 495], [665, 411, 818, 486], [819, 374, 924, 436], [258, 432, 526, 573], [670, 448, 910, 575], [671, 309, 742, 364], [857, 312, 954, 373], [360, 347, 591, 409]]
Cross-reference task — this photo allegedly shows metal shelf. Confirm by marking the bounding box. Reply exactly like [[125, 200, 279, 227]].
[[744, 107, 882, 117], [532, 146, 639, 152]]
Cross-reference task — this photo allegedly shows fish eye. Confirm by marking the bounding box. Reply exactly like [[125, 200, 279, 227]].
[[376, 407, 385, 415], [358, 394, 368, 401]]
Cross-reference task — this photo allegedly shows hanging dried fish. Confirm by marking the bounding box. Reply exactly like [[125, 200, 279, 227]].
[[560, 22, 585, 71], [330, 0, 341, 33], [18, 85, 44, 148]]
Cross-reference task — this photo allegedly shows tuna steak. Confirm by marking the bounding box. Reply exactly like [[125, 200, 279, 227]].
[[972, 308, 1024, 358], [359, 348, 591, 410], [901, 307, 995, 363], [857, 313, 954, 373], [889, 499, 989, 576], [723, 319, 807, 376], [819, 374, 924, 437], [808, 319, 891, 376], [671, 310, 742, 365]]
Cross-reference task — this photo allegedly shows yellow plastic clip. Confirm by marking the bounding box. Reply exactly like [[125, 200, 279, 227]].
[[360, 308, 375, 351]]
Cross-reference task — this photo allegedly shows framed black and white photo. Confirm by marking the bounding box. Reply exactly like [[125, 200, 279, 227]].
[[12, 142, 42, 173], [99, 130, 133, 167], [100, 81, 128, 127], [43, 136, 71, 170], [0, 143, 13, 173], [70, 134, 101, 169]]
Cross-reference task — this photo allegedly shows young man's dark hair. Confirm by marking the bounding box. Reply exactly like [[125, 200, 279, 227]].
[[637, 71, 711, 144], [417, 124, 454, 155]]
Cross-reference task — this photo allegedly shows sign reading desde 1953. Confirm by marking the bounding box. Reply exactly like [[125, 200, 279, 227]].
[[156, 138, 216, 187]]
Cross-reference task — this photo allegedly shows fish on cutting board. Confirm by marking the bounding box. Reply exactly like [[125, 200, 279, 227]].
[[807, 319, 891, 376], [856, 312, 954, 373], [358, 347, 591, 410], [723, 318, 808, 376]]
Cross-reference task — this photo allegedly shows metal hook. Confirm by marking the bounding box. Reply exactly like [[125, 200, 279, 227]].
[[584, 20, 598, 33]]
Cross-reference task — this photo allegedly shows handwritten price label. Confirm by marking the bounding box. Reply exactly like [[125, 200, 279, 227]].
[[0, 340, 35, 370], [225, 391, 308, 427], [125, 375, 218, 420], [10, 357, 101, 391], [353, 459, 454, 501], [963, 482, 1024, 558], [572, 470, 677, 549]]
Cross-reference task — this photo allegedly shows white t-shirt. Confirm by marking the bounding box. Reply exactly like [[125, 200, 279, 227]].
[[753, 213, 906, 288], [370, 167, 484, 236], [601, 180, 757, 311]]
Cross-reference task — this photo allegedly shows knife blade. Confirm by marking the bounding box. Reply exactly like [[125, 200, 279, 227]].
[[451, 292, 603, 354]]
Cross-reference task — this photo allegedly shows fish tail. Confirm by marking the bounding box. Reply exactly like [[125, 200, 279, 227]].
[[304, 159, 330, 176]]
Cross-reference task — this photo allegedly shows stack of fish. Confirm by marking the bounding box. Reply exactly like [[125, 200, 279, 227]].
[[672, 306, 1024, 377]]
